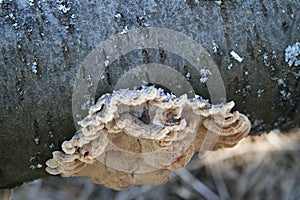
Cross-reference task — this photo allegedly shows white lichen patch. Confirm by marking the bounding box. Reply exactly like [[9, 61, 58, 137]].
[[29, 156, 36, 162], [7, 13, 16, 20], [137, 15, 151, 27], [100, 74, 106, 80], [257, 89, 264, 97], [272, 50, 277, 59], [185, 72, 191, 80], [58, 4, 70, 14], [280, 90, 291, 100], [212, 40, 219, 53], [120, 26, 129, 34], [28, 0, 34, 6], [245, 85, 251, 91], [285, 42, 300, 67], [272, 77, 287, 88], [227, 63, 233, 70], [30, 164, 43, 170], [48, 131, 53, 138], [104, 60, 110, 67], [45, 87, 251, 190], [28, 62, 38, 74], [29, 154, 43, 170], [277, 78, 286, 87], [114, 13, 121, 18], [86, 75, 93, 87], [81, 95, 92, 110], [215, 0, 222, 5], [199, 68, 212, 84], [263, 52, 270, 67], [29, 165, 36, 170], [34, 138, 39, 145], [262, 51, 275, 71], [49, 143, 54, 149]]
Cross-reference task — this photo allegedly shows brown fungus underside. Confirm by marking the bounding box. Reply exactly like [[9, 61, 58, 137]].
[[46, 87, 251, 190]]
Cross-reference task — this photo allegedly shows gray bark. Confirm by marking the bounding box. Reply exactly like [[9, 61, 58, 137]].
[[0, 0, 299, 188]]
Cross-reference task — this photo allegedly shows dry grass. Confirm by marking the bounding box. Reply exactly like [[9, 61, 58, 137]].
[[11, 129, 300, 200]]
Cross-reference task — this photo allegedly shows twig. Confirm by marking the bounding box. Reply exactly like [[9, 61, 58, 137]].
[[175, 169, 220, 200], [209, 165, 231, 200]]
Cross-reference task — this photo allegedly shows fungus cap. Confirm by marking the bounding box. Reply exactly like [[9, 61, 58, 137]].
[[46, 86, 251, 190]]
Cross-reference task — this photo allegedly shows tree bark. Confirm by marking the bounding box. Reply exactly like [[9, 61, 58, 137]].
[[0, 0, 299, 188]]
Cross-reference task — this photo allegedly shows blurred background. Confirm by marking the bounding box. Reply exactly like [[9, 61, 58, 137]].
[[9, 129, 300, 200]]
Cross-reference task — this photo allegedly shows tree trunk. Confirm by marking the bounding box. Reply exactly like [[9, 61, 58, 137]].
[[0, 0, 299, 189]]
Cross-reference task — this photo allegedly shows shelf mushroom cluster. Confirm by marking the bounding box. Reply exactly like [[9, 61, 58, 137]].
[[46, 86, 251, 190]]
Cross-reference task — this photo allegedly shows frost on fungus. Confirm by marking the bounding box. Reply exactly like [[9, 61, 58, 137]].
[[46, 87, 251, 190]]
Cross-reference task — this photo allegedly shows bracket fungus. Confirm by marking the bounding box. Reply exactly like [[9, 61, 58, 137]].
[[46, 86, 251, 190]]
